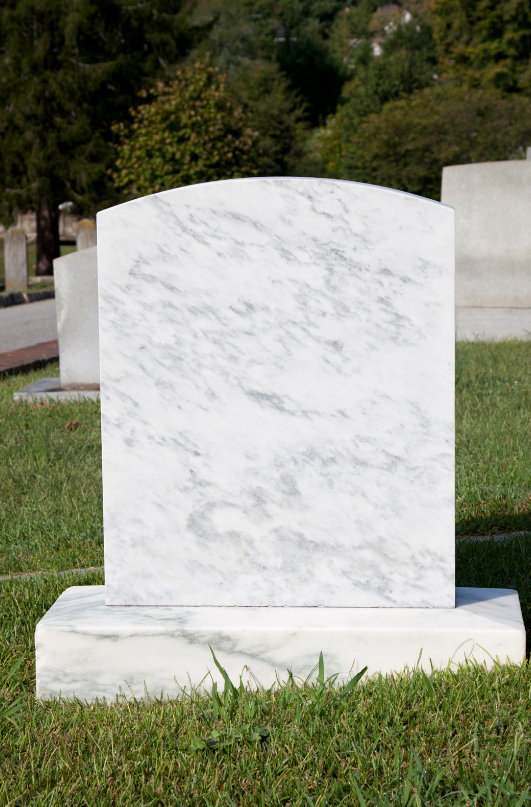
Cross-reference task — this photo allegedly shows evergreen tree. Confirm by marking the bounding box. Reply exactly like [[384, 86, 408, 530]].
[[188, 0, 312, 173], [195, 0, 346, 126], [0, 0, 196, 274]]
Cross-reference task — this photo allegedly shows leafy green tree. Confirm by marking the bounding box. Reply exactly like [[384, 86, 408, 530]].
[[229, 63, 309, 177], [320, 16, 438, 176], [433, 0, 531, 92], [323, 85, 531, 199], [113, 62, 262, 196], [0, 0, 196, 274]]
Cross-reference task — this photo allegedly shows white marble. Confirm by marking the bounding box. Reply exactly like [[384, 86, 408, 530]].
[[54, 246, 100, 389], [97, 178, 455, 608], [13, 377, 100, 402], [35, 586, 525, 702]]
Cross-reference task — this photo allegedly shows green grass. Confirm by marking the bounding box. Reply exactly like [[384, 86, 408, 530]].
[[456, 341, 531, 536], [1, 343, 531, 804], [0, 364, 103, 576], [1, 571, 531, 806]]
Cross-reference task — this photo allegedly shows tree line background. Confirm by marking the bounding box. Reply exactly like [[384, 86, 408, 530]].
[[1, 0, 531, 273]]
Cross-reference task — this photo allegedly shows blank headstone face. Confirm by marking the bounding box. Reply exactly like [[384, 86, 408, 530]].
[[442, 160, 531, 307], [97, 178, 455, 608]]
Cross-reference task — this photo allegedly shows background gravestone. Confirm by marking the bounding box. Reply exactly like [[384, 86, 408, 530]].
[[441, 159, 531, 340], [98, 178, 455, 608], [54, 246, 99, 389], [4, 227, 28, 293], [13, 246, 99, 401], [76, 219, 97, 251]]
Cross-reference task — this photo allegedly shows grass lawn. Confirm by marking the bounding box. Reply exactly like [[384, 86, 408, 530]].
[[1, 342, 531, 805], [0, 363, 102, 577]]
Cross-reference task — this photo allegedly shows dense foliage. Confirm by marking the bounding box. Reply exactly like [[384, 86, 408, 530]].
[[3, 0, 531, 228], [0, 0, 197, 272], [197, 0, 348, 124], [113, 62, 262, 196], [316, 0, 531, 196], [433, 0, 531, 92], [322, 85, 531, 198]]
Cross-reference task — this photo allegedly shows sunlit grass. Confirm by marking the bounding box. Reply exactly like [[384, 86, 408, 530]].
[[456, 340, 531, 536], [0, 363, 102, 576], [1, 570, 530, 806]]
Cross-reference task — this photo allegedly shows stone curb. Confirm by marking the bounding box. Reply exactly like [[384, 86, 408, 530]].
[[0, 566, 103, 583], [0, 339, 59, 376], [0, 289, 55, 308]]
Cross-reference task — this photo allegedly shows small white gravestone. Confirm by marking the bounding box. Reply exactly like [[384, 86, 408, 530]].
[[55, 246, 99, 389], [35, 179, 525, 701], [4, 227, 28, 292], [13, 247, 100, 402], [442, 160, 531, 340], [76, 219, 97, 251]]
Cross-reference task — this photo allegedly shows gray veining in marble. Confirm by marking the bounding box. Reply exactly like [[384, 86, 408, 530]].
[[97, 178, 455, 607], [35, 586, 525, 701]]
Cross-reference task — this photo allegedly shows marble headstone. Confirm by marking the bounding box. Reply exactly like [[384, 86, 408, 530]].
[[97, 178, 455, 609]]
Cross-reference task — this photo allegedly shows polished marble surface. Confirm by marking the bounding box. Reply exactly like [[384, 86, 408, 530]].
[[97, 178, 455, 607], [36, 586, 525, 701]]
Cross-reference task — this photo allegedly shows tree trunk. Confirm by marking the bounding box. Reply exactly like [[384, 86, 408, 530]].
[[36, 199, 60, 275]]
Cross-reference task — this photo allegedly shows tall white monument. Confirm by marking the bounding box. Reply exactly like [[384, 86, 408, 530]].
[[35, 179, 525, 701]]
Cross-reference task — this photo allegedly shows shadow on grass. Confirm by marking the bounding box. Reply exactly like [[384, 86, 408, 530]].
[[456, 514, 531, 538], [456, 534, 531, 657]]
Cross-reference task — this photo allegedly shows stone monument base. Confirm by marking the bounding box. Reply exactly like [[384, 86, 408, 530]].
[[456, 307, 531, 341], [35, 587, 525, 702], [14, 377, 100, 402]]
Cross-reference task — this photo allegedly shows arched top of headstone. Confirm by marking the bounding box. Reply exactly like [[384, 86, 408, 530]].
[[97, 177, 454, 608]]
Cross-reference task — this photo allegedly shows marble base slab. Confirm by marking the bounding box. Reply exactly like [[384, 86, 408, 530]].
[[14, 377, 100, 402], [35, 586, 525, 702]]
